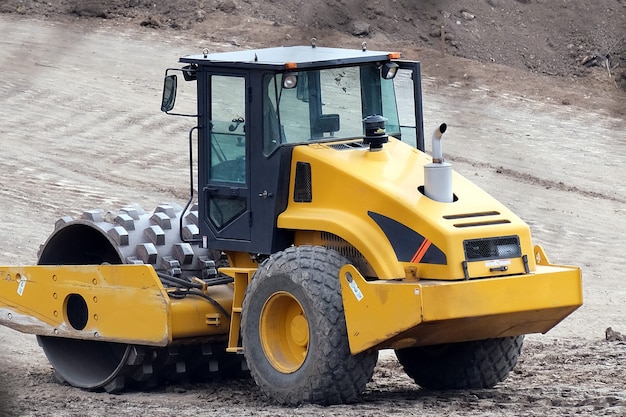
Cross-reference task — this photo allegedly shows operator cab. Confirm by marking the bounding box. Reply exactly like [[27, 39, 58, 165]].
[[162, 44, 424, 256]]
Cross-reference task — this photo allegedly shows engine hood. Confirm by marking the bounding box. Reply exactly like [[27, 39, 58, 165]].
[[277, 137, 536, 280]]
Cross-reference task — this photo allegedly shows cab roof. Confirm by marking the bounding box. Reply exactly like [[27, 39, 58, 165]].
[[179, 45, 398, 70]]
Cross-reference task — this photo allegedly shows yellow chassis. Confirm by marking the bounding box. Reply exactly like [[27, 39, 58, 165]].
[[0, 245, 581, 353], [217, 253, 580, 353], [0, 264, 232, 346], [340, 247, 582, 353]]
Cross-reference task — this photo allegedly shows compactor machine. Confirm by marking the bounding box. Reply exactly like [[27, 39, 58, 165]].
[[0, 43, 582, 405]]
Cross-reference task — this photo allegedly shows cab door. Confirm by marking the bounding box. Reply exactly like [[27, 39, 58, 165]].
[[201, 73, 251, 245]]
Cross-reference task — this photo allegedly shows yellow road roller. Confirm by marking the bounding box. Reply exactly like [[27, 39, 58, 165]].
[[0, 43, 582, 405]]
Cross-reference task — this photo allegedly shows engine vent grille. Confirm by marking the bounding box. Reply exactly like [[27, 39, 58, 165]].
[[327, 141, 367, 150], [463, 236, 521, 261], [294, 162, 312, 202], [320, 232, 376, 277], [443, 211, 500, 220]]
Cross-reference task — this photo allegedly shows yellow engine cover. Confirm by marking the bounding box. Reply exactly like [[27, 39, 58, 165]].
[[279, 138, 536, 281]]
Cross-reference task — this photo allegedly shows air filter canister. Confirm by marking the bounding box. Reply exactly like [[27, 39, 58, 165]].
[[424, 162, 453, 203]]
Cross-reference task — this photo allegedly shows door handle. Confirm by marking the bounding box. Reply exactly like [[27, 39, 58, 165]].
[[204, 187, 242, 198], [258, 190, 274, 199]]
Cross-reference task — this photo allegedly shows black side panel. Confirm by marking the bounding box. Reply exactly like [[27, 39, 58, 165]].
[[368, 211, 446, 265]]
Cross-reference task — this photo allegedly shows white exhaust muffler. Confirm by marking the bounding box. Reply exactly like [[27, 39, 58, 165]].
[[424, 123, 453, 203]]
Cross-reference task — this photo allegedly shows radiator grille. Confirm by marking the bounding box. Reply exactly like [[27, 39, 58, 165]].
[[463, 236, 521, 261]]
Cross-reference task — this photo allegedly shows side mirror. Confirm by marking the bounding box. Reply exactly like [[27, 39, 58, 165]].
[[161, 74, 177, 112]]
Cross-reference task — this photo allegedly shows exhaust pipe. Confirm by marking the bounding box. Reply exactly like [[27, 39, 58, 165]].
[[431, 123, 447, 163], [424, 123, 453, 203]]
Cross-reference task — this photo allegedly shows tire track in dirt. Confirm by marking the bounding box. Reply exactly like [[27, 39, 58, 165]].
[[448, 155, 626, 204], [420, 76, 626, 202], [1, 338, 623, 416], [1, 72, 190, 214]]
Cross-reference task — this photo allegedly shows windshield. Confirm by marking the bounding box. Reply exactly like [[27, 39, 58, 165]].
[[262, 64, 400, 154]]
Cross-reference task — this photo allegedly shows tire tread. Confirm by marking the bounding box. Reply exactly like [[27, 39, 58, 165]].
[[395, 336, 524, 390], [242, 245, 377, 405]]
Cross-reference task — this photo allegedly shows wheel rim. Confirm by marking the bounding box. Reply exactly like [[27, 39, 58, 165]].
[[260, 291, 309, 373]]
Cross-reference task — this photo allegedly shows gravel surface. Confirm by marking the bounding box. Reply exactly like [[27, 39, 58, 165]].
[[0, 6, 625, 416]]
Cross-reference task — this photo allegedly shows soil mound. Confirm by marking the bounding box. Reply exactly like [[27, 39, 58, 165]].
[[2, 0, 625, 89]]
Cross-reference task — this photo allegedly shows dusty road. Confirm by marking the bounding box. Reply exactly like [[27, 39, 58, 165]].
[[0, 15, 625, 416]]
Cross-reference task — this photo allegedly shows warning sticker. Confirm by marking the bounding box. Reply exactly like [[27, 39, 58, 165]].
[[348, 279, 364, 301], [485, 259, 511, 268], [17, 277, 27, 296]]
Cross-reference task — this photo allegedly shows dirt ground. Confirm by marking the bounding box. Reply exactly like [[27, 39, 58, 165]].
[[1, 0, 625, 84], [0, 1, 625, 416]]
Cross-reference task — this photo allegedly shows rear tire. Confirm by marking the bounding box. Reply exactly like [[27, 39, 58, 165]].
[[241, 246, 378, 405], [395, 336, 524, 390]]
